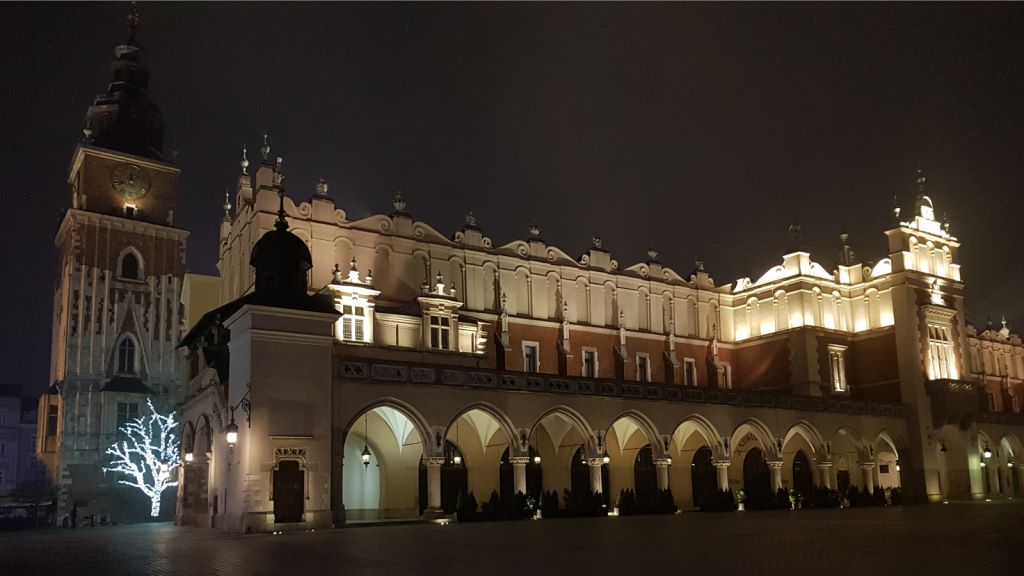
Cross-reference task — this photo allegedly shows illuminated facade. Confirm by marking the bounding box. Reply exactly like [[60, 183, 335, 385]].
[[175, 152, 1024, 532], [36, 11, 186, 522]]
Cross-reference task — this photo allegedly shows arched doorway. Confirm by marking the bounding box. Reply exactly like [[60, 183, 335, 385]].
[[743, 447, 771, 508], [691, 445, 716, 505], [344, 405, 426, 520], [634, 445, 658, 507], [499, 446, 543, 500], [792, 450, 813, 495]]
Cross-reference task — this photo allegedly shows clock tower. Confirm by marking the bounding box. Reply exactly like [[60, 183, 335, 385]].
[[38, 6, 188, 522]]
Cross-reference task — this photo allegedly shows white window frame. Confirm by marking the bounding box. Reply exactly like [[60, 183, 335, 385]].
[[425, 312, 456, 351], [720, 362, 733, 389], [683, 357, 697, 386], [636, 353, 651, 383], [927, 322, 957, 380], [338, 296, 371, 343], [523, 341, 540, 373], [582, 347, 599, 378], [828, 344, 848, 392]]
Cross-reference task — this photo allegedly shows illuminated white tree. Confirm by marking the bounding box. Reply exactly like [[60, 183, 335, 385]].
[[103, 398, 180, 517]]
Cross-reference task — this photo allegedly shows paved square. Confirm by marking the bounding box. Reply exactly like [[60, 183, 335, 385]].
[[1, 503, 1021, 576]]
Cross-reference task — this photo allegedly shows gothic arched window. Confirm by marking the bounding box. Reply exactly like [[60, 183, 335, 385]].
[[117, 336, 137, 374], [118, 249, 142, 280]]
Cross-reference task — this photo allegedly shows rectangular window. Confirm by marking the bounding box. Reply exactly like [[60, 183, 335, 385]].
[[0, 442, 6, 457], [429, 315, 452, 350], [116, 402, 139, 428], [341, 304, 367, 342], [46, 406, 58, 437], [828, 344, 848, 392], [582, 349, 597, 378], [637, 353, 650, 382], [684, 358, 697, 387], [987, 393, 996, 411], [721, 363, 733, 389], [927, 323, 957, 380], [524, 342, 540, 373], [879, 464, 890, 474]]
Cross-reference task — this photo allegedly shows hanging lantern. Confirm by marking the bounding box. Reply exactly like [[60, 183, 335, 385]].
[[225, 420, 239, 447], [361, 444, 371, 468], [602, 451, 610, 465], [184, 451, 194, 463], [983, 446, 993, 459], [533, 455, 541, 465]]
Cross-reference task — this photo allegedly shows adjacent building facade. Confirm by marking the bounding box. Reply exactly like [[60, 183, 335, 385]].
[[36, 15, 187, 522], [175, 149, 1024, 532]]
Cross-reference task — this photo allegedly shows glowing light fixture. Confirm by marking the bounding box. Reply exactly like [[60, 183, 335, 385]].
[[533, 455, 541, 465], [980, 461, 987, 468], [362, 413, 371, 469], [602, 451, 610, 465], [184, 451, 194, 463], [983, 447, 993, 459], [452, 420, 462, 465], [225, 420, 239, 447]]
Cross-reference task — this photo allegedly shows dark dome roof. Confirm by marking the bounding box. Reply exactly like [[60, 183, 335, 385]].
[[250, 224, 312, 297]]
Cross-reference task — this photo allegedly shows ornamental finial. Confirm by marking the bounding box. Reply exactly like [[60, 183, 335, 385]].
[[261, 131, 271, 162], [240, 144, 249, 174], [393, 191, 407, 213], [465, 211, 477, 227], [223, 189, 232, 219], [316, 178, 329, 196], [274, 189, 288, 232]]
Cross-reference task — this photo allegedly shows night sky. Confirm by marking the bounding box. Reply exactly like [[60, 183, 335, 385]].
[[3, 3, 1022, 396]]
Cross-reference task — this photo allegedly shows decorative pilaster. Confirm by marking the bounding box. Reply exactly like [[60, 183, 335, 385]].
[[768, 460, 784, 492], [586, 458, 606, 494], [859, 462, 876, 494], [815, 461, 833, 489], [654, 458, 672, 491], [713, 459, 731, 491], [509, 456, 530, 496], [423, 456, 445, 513]]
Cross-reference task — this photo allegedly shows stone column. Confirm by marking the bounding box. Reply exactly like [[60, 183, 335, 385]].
[[510, 457, 530, 495], [423, 457, 445, 512], [654, 458, 672, 491], [768, 460, 784, 492], [816, 461, 833, 489], [713, 460, 731, 491], [587, 458, 605, 494], [860, 463, 876, 494]]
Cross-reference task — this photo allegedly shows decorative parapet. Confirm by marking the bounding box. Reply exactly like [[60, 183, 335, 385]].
[[925, 378, 985, 430], [333, 358, 905, 418]]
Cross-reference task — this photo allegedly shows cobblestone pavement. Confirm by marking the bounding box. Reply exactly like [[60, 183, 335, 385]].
[[1, 502, 1021, 576]]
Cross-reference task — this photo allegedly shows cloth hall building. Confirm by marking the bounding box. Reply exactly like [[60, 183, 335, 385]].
[[38, 11, 1024, 532]]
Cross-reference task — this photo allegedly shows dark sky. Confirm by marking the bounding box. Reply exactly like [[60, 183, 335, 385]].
[[3, 2, 1023, 396]]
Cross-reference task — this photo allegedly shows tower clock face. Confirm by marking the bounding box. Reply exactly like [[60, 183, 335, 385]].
[[110, 163, 151, 200]]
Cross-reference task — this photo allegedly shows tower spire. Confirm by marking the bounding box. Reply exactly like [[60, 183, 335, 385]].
[[126, 1, 140, 46]]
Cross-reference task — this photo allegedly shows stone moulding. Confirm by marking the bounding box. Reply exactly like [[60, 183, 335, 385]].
[[334, 358, 906, 418]]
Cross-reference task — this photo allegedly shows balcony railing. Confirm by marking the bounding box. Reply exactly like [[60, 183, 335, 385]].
[[334, 358, 905, 419]]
